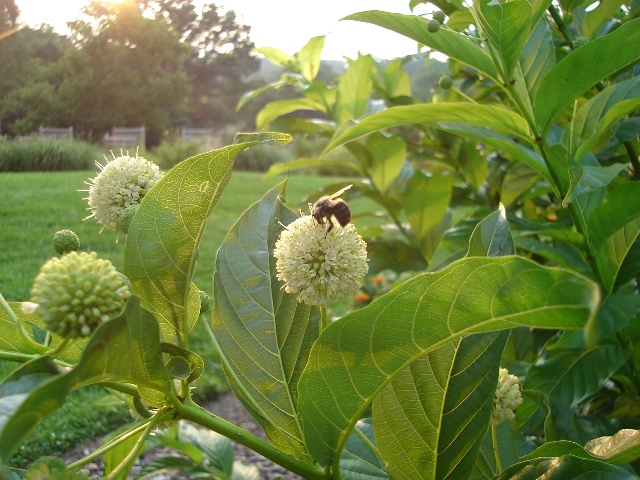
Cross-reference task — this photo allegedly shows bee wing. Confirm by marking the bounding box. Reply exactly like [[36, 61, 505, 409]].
[[329, 184, 353, 199]]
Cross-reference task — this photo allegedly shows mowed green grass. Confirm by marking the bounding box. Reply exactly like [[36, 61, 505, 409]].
[[0, 168, 340, 466]]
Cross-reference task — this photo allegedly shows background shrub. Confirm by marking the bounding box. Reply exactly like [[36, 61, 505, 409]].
[[0, 138, 100, 172], [148, 137, 203, 169], [233, 142, 294, 171]]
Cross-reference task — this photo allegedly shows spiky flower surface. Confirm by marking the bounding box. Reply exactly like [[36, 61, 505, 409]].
[[30, 251, 131, 338], [84, 152, 163, 232], [492, 368, 523, 425], [274, 214, 369, 305]]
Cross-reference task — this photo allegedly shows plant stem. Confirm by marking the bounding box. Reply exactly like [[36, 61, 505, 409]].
[[548, 5, 574, 44], [624, 141, 640, 179], [0, 293, 18, 324], [0, 349, 36, 363], [67, 419, 154, 471], [45, 337, 72, 357], [492, 423, 502, 474], [320, 305, 329, 333], [177, 398, 329, 480]]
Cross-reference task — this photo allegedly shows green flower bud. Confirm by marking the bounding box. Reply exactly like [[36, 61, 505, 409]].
[[52, 230, 80, 255], [199, 290, 210, 314], [433, 11, 446, 24], [573, 37, 589, 49], [30, 252, 131, 339], [438, 75, 453, 90], [427, 19, 440, 33], [118, 203, 139, 234]]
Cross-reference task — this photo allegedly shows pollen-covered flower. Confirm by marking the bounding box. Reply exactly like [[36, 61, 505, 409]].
[[83, 152, 163, 232], [274, 214, 369, 305], [492, 368, 523, 424], [30, 251, 131, 338]]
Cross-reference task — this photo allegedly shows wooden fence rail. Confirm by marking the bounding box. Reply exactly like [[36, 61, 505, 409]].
[[38, 126, 73, 140], [103, 126, 146, 150]]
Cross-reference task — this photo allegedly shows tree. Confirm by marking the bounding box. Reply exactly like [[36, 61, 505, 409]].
[[146, 0, 260, 128], [0, 0, 19, 31], [65, 0, 190, 145]]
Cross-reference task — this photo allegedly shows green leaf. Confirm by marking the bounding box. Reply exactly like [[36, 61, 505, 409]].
[[567, 77, 640, 157], [586, 429, 640, 465], [563, 163, 629, 207], [496, 454, 639, 480], [336, 54, 375, 125], [585, 291, 640, 344], [179, 422, 234, 476], [520, 17, 555, 92], [0, 304, 47, 355], [73, 298, 171, 401], [446, 8, 474, 31], [0, 357, 70, 462], [587, 182, 640, 292], [379, 60, 412, 99], [340, 419, 388, 480], [135, 457, 196, 479], [574, 98, 640, 162], [212, 182, 319, 460], [297, 36, 325, 83], [343, 11, 499, 81], [365, 133, 406, 193], [325, 104, 532, 154], [472, 0, 532, 79], [298, 256, 599, 466], [166, 357, 191, 380], [256, 99, 324, 130], [103, 428, 146, 480], [254, 47, 297, 71], [516, 346, 630, 427], [124, 136, 290, 344], [582, 0, 625, 38], [467, 204, 515, 257], [160, 343, 204, 384], [373, 332, 509, 480], [533, 18, 640, 130], [231, 461, 261, 480], [439, 123, 550, 182], [402, 171, 452, 242]]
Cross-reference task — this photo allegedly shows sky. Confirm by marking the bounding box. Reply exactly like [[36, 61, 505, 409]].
[[15, 0, 433, 60]]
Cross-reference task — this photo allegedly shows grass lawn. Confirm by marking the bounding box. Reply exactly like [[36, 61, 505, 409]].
[[0, 167, 341, 467]]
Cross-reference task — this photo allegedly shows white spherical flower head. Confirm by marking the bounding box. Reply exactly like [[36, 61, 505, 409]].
[[274, 214, 369, 305], [492, 367, 523, 425], [83, 152, 163, 232]]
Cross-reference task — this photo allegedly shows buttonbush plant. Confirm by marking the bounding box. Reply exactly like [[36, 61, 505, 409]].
[[1, 1, 639, 480]]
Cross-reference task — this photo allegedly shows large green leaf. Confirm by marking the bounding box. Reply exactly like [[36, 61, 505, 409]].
[[124, 134, 291, 344], [563, 163, 630, 208], [103, 428, 147, 480], [324, 104, 532, 154], [496, 454, 638, 479], [467, 204, 515, 257], [0, 357, 69, 462], [520, 17, 555, 92], [297, 36, 325, 83], [516, 345, 630, 427], [532, 18, 640, 130], [365, 133, 406, 193], [587, 182, 640, 292], [212, 183, 319, 460], [256, 99, 324, 130], [567, 77, 640, 157], [402, 171, 453, 242], [298, 256, 599, 466], [373, 332, 508, 480], [0, 304, 47, 356], [343, 11, 499, 81], [335, 54, 375, 125], [472, 0, 532, 79], [340, 419, 388, 480], [586, 429, 640, 465], [582, 0, 625, 38]]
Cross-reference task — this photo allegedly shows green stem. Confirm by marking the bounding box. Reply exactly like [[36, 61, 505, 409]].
[[98, 381, 140, 398], [104, 412, 161, 480], [67, 418, 156, 471], [548, 5, 574, 45], [44, 337, 72, 357], [492, 423, 502, 474], [0, 349, 37, 363], [320, 305, 329, 333], [0, 293, 18, 324], [624, 141, 640, 180], [452, 86, 478, 104], [176, 399, 329, 480]]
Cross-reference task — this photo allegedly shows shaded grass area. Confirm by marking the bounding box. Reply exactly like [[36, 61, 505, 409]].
[[0, 168, 339, 466]]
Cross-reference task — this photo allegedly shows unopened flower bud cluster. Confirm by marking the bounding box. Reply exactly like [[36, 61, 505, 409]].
[[274, 214, 368, 305], [492, 367, 523, 424], [30, 251, 131, 338]]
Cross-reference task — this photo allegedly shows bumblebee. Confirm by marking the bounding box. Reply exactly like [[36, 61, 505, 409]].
[[310, 185, 353, 233]]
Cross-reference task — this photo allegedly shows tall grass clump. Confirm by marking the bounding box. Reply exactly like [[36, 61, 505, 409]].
[[0, 138, 100, 172]]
